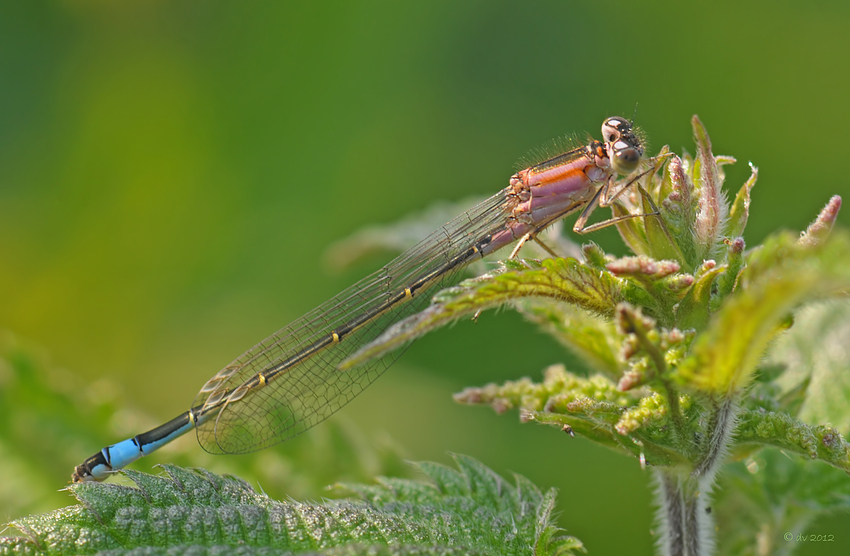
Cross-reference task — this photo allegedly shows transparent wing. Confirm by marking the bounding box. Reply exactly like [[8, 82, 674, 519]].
[[193, 188, 516, 454]]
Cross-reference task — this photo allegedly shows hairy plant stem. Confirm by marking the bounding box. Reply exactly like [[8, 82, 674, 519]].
[[655, 469, 712, 556], [693, 397, 738, 479], [661, 380, 687, 442], [655, 397, 739, 555]]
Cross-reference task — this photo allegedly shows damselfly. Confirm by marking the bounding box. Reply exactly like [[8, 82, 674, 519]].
[[73, 116, 655, 482]]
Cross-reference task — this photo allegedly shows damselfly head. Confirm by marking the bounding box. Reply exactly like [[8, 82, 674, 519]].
[[602, 117, 645, 176], [602, 117, 631, 143]]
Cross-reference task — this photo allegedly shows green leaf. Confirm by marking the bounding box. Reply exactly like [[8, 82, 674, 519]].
[[640, 189, 686, 264], [610, 199, 651, 256], [517, 302, 622, 378], [734, 409, 850, 472], [340, 258, 623, 370], [726, 163, 758, 240], [715, 448, 850, 555], [1, 457, 584, 556], [764, 300, 850, 434], [672, 230, 850, 395], [659, 155, 700, 268], [710, 237, 746, 311], [691, 115, 729, 261]]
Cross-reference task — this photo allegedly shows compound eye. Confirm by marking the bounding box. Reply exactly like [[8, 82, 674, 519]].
[[611, 140, 641, 175], [601, 118, 629, 143]]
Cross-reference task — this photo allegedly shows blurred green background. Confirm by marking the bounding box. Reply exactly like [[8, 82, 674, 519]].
[[1, 1, 848, 554]]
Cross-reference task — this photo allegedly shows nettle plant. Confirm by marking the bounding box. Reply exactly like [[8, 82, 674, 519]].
[[345, 116, 850, 555], [4, 117, 849, 556]]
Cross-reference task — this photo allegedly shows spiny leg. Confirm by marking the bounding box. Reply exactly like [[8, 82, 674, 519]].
[[508, 232, 532, 259], [532, 236, 561, 258], [573, 161, 671, 235], [599, 152, 672, 208]]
